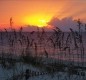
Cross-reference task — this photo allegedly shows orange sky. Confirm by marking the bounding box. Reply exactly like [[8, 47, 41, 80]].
[[0, 0, 86, 28]]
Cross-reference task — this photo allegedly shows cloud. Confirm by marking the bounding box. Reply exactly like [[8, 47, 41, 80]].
[[19, 25, 53, 32], [48, 17, 85, 31]]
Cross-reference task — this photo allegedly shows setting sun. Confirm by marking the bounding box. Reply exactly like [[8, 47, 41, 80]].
[[22, 15, 51, 27]]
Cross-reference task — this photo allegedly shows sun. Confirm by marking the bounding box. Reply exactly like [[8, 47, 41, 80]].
[[37, 19, 47, 27], [22, 15, 50, 28]]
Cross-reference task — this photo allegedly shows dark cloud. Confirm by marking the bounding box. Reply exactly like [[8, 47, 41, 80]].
[[48, 17, 85, 31]]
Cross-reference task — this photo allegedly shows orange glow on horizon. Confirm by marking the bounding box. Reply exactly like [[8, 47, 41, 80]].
[[22, 14, 52, 28], [0, 0, 86, 29]]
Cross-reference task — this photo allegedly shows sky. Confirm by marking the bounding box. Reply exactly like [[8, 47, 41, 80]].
[[0, 0, 86, 29]]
